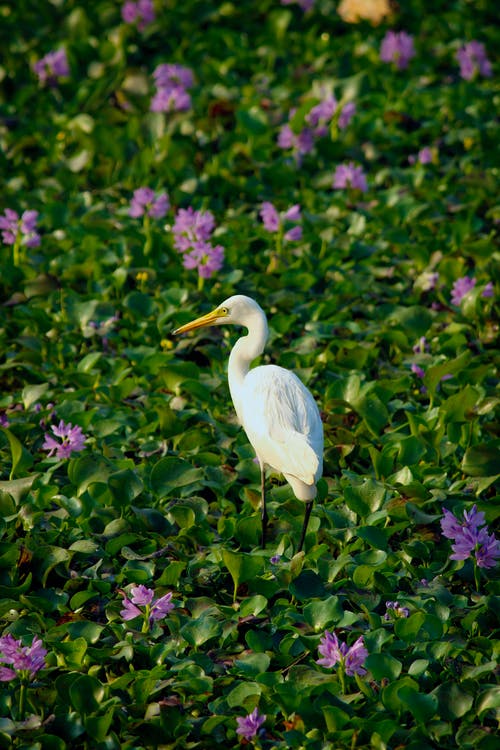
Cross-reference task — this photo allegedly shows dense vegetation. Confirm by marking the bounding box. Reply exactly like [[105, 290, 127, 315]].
[[0, 1, 498, 748]]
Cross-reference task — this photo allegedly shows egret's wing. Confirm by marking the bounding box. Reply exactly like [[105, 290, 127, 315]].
[[240, 365, 323, 485]]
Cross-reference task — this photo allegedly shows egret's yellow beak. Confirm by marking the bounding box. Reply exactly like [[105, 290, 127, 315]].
[[173, 307, 226, 335]]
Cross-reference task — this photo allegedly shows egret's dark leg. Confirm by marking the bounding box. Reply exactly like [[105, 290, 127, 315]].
[[260, 464, 268, 549], [297, 501, 313, 552]]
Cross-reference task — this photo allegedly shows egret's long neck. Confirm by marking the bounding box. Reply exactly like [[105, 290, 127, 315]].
[[228, 311, 268, 417]]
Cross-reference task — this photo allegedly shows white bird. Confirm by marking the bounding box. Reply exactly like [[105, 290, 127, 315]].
[[173, 295, 323, 551]]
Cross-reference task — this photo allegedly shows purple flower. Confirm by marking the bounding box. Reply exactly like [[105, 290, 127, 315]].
[[42, 420, 87, 459], [236, 707, 266, 741], [172, 208, 224, 279], [150, 63, 194, 114], [277, 122, 315, 158], [0, 208, 41, 248], [260, 202, 280, 233], [120, 585, 174, 625], [411, 363, 425, 379], [182, 241, 225, 278], [413, 337, 429, 354], [380, 31, 415, 70], [0, 413, 10, 427], [317, 631, 368, 676], [441, 505, 499, 570], [482, 282, 494, 298], [260, 202, 302, 242], [172, 207, 215, 251], [121, 0, 155, 30], [418, 147, 433, 164], [338, 101, 356, 129], [456, 41, 492, 80], [384, 601, 410, 620], [451, 276, 476, 305], [33, 48, 69, 85], [150, 86, 192, 113], [129, 187, 169, 219], [333, 163, 368, 192], [0, 634, 47, 681]]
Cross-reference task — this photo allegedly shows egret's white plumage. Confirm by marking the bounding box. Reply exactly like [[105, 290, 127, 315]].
[[174, 295, 323, 550]]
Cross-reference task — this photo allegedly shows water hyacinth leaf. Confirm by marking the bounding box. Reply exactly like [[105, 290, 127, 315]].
[[289, 569, 327, 600], [84, 710, 114, 743], [432, 682, 474, 720], [150, 456, 204, 497], [21, 382, 49, 409], [234, 652, 271, 678], [108, 467, 143, 506], [0, 427, 34, 478], [52, 636, 88, 668], [365, 653, 403, 681], [169, 504, 196, 529], [357, 526, 392, 550], [181, 613, 222, 647], [476, 686, 500, 718], [33, 545, 73, 586], [68, 455, 112, 496], [226, 681, 262, 709], [399, 687, 438, 724], [68, 674, 105, 714], [461, 444, 500, 477], [223, 550, 265, 599], [302, 596, 343, 630]]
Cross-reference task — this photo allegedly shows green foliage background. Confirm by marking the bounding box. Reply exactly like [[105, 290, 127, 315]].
[[0, 0, 498, 748]]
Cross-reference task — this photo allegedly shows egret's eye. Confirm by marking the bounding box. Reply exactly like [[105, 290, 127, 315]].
[[221, 307, 229, 315]]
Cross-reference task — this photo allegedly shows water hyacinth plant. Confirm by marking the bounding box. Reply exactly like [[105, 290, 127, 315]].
[[0, 0, 498, 747]]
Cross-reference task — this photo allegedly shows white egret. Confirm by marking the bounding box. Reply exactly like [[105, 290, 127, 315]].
[[173, 295, 323, 551]]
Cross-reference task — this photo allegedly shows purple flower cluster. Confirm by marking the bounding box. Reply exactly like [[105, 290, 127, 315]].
[[0, 209, 41, 248], [0, 634, 47, 682], [409, 146, 435, 166], [150, 64, 194, 113], [236, 707, 266, 741], [380, 31, 416, 70], [333, 162, 368, 192], [451, 276, 476, 305], [172, 207, 224, 279], [441, 505, 500, 569], [260, 202, 302, 242], [121, 0, 155, 31], [384, 601, 410, 620], [456, 41, 492, 80], [120, 585, 174, 626], [278, 92, 356, 159], [129, 187, 169, 219], [32, 48, 69, 85], [316, 631, 368, 676], [451, 276, 493, 305], [42, 420, 87, 459]]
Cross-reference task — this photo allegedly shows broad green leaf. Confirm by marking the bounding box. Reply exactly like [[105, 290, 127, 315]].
[[461, 444, 500, 477], [150, 456, 204, 497], [0, 427, 34, 479], [69, 674, 105, 714]]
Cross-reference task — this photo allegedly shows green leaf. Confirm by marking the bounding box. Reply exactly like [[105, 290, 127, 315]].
[[461, 444, 500, 477], [303, 596, 343, 631], [150, 456, 204, 497], [399, 687, 438, 724], [0, 427, 34, 479], [69, 674, 105, 714], [366, 653, 402, 681], [226, 681, 262, 709], [21, 382, 49, 409], [432, 681, 474, 720]]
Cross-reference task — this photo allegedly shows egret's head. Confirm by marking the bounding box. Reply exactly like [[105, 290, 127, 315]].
[[173, 295, 265, 335]]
